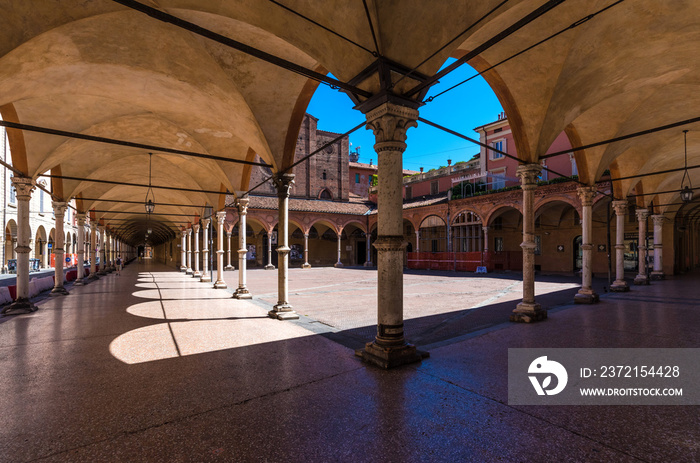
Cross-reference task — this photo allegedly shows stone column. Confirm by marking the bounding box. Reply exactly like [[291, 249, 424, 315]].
[[200, 218, 211, 282], [185, 228, 193, 275], [334, 229, 343, 267], [98, 227, 107, 275], [225, 231, 234, 270], [192, 223, 201, 278], [511, 164, 547, 322], [482, 226, 489, 252], [180, 231, 186, 271], [415, 230, 420, 252], [574, 186, 599, 304], [51, 201, 69, 296], [88, 221, 99, 281], [265, 230, 275, 270], [651, 214, 665, 280], [75, 214, 86, 286], [302, 233, 311, 269], [359, 102, 423, 368], [234, 199, 252, 297], [363, 232, 372, 267], [268, 173, 297, 319], [634, 209, 650, 285], [214, 211, 228, 288], [2, 178, 37, 314], [610, 201, 629, 292]]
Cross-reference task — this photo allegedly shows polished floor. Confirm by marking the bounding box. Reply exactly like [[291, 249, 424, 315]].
[[0, 261, 697, 462]]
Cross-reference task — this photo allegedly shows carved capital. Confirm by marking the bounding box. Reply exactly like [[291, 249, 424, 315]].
[[193, 223, 200, 233], [236, 197, 250, 216], [635, 208, 649, 222], [612, 200, 628, 216], [651, 214, 665, 226], [273, 172, 295, 198], [482, 226, 490, 233], [576, 185, 597, 207], [11, 177, 35, 199], [52, 201, 68, 218], [76, 213, 86, 227], [516, 163, 541, 188], [365, 103, 418, 151]]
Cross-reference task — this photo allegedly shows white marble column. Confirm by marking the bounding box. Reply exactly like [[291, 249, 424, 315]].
[[610, 201, 629, 292], [192, 223, 201, 278], [268, 173, 297, 319], [75, 214, 86, 286], [265, 229, 275, 270], [225, 231, 234, 270], [574, 186, 599, 304], [651, 214, 665, 280], [364, 232, 373, 267], [2, 178, 37, 314], [180, 230, 186, 271], [233, 199, 252, 297], [88, 221, 99, 280], [302, 232, 311, 268], [200, 218, 211, 282], [51, 202, 69, 296], [358, 102, 423, 368], [511, 164, 547, 322], [186, 228, 193, 275], [214, 211, 228, 288], [334, 229, 344, 267], [98, 226, 107, 275], [634, 209, 650, 285]]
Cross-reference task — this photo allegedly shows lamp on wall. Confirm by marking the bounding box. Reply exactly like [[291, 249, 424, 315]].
[[145, 153, 156, 213], [681, 130, 694, 203]]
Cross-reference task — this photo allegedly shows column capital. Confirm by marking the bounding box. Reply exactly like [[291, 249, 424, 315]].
[[236, 197, 250, 215], [576, 185, 597, 206], [217, 210, 227, 223], [201, 218, 210, 228], [226, 231, 232, 237], [273, 172, 295, 198], [304, 233, 309, 238], [365, 103, 419, 151], [186, 228, 192, 236], [482, 226, 490, 233], [193, 223, 201, 233], [11, 176, 35, 199], [612, 200, 628, 216], [635, 208, 649, 221], [516, 163, 541, 189], [90, 220, 97, 230], [76, 213, 86, 226], [651, 214, 666, 226], [52, 201, 68, 217]]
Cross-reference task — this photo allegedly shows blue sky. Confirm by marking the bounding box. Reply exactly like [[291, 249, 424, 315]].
[[306, 59, 504, 172]]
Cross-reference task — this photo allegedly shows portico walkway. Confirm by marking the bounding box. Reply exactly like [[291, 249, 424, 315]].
[[0, 261, 697, 461]]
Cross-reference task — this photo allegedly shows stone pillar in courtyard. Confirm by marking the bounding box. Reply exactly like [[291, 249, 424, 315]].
[[511, 163, 547, 322], [574, 186, 599, 304], [358, 102, 424, 368], [192, 223, 201, 278], [51, 201, 69, 296], [233, 198, 252, 298], [214, 211, 228, 289], [415, 230, 420, 252], [303, 233, 311, 268], [88, 221, 99, 281], [200, 218, 211, 282], [364, 232, 373, 266], [185, 228, 193, 275], [334, 229, 343, 267], [225, 231, 234, 270], [651, 214, 665, 280], [634, 209, 650, 285], [265, 230, 275, 270], [2, 178, 37, 314], [268, 173, 297, 319], [180, 230, 186, 271], [610, 201, 629, 292], [98, 226, 107, 275], [75, 213, 86, 286]]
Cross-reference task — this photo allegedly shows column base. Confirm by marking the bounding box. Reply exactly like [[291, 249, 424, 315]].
[[233, 288, 252, 299], [180, 266, 187, 272], [574, 290, 599, 304], [87, 274, 99, 281], [186, 269, 193, 275], [268, 303, 298, 320], [50, 286, 70, 296], [511, 302, 547, 323], [193, 271, 202, 278], [363, 261, 373, 267], [73, 278, 85, 286], [610, 280, 630, 292], [634, 274, 650, 285], [650, 271, 665, 280], [355, 341, 428, 369], [213, 280, 227, 289], [2, 297, 38, 315], [264, 264, 276, 270], [334, 262, 344, 268], [97, 270, 107, 276], [302, 263, 311, 269], [200, 275, 211, 282], [225, 265, 234, 270]]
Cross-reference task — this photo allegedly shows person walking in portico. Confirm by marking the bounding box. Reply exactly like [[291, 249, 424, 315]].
[[116, 255, 122, 276]]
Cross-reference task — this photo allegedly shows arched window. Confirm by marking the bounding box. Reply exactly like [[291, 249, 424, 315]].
[[419, 215, 447, 252], [319, 189, 332, 200], [452, 212, 483, 252]]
